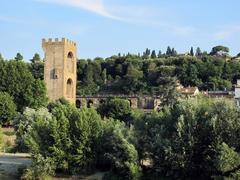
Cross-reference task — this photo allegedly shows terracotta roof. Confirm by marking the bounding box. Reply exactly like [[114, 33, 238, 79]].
[[178, 87, 199, 95]]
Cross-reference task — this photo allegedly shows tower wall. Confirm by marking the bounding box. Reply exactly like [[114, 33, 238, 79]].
[[42, 38, 77, 104]]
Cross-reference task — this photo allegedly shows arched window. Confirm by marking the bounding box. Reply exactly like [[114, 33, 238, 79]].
[[66, 78, 73, 98], [76, 100, 81, 108], [67, 52, 74, 73], [99, 99, 106, 104], [128, 99, 132, 107], [67, 52, 73, 59], [87, 100, 93, 108]]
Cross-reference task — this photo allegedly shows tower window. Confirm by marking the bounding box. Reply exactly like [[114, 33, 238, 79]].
[[66, 78, 73, 98], [67, 52, 73, 59]]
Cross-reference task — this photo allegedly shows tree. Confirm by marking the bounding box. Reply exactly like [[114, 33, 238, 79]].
[[151, 50, 157, 59], [23, 104, 103, 175], [152, 66, 178, 107], [0, 60, 48, 111], [157, 50, 162, 58], [122, 64, 144, 94], [190, 47, 194, 56], [171, 48, 177, 56], [15, 53, 23, 61], [210, 45, 229, 55], [195, 47, 202, 56], [30, 53, 41, 63], [143, 48, 151, 59], [134, 97, 240, 179], [166, 46, 172, 56], [215, 143, 240, 177], [98, 98, 132, 123], [0, 91, 16, 125], [29, 54, 44, 79], [101, 68, 107, 84], [21, 103, 140, 179], [99, 120, 141, 180]]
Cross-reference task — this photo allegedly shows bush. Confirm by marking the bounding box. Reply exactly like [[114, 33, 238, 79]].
[[20, 154, 55, 180], [0, 91, 16, 125], [21, 103, 141, 179], [23, 103, 103, 175], [97, 98, 132, 123], [14, 107, 52, 152], [98, 120, 141, 180], [134, 97, 240, 179]]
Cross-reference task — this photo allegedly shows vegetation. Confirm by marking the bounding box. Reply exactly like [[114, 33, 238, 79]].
[[97, 98, 132, 123], [76, 47, 240, 96], [13, 97, 240, 179], [134, 97, 240, 179], [0, 91, 16, 125], [18, 102, 141, 179], [0, 56, 47, 112], [1, 47, 240, 179]]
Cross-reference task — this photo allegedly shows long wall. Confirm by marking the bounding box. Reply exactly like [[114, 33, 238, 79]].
[[76, 95, 161, 111]]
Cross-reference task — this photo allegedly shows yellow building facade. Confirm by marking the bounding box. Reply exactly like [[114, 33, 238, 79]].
[[42, 38, 77, 104]]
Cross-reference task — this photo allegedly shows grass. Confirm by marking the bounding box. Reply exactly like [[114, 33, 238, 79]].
[[0, 127, 16, 153]]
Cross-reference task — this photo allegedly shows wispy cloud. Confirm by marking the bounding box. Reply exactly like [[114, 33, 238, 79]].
[[213, 25, 240, 40], [35, 0, 123, 20]]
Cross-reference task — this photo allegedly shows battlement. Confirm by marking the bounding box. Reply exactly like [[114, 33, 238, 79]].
[[42, 38, 76, 46]]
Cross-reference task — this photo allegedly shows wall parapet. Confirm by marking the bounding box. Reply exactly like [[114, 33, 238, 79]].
[[42, 38, 76, 46]]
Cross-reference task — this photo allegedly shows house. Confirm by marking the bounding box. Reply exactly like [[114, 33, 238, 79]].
[[177, 85, 200, 97]]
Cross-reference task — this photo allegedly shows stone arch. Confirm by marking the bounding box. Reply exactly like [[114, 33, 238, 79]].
[[66, 78, 73, 98], [67, 51, 74, 73], [87, 99, 93, 108], [128, 99, 132, 107], [99, 99, 106, 104], [76, 99, 81, 108], [67, 51, 74, 59]]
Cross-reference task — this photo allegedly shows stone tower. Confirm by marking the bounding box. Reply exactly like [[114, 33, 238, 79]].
[[42, 38, 77, 104]]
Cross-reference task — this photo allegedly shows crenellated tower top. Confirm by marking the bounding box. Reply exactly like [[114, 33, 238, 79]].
[[42, 38, 76, 47]]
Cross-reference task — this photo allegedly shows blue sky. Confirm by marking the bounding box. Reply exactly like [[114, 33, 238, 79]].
[[1, 0, 240, 60]]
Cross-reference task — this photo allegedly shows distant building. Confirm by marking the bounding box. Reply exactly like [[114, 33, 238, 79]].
[[207, 91, 234, 98], [177, 85, 200, 97]]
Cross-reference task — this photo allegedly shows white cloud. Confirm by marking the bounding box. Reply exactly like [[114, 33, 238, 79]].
[[35, 0, 195, 37], [213, 25, 240, 40], [35, 0, 122, 20]]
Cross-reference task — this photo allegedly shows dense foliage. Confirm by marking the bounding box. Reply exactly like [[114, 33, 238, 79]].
[[0, 56, 47, 111], [0, 91, 16, 125], [15, 97, 240, 179], [97, 98, 132, 122], [134, 97, 240, 179], [76, 47, 240, 95], [19, 102, 140, 179]]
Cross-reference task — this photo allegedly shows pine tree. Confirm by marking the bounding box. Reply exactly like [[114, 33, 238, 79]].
[[151, 50, 157, 59], [166, 46, 172, 56], [31, 53, 41, 63], [190, 47, 194, 56], [172, 48, 177, 56], [157, 50, 162, 58], [143, 48, 151, 59], [195, 47, 202, 56], [15, 53, 23, 61]]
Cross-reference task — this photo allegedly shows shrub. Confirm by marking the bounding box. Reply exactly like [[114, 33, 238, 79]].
[[97, 98, 132, 123], [20, 154, 55, 180], [0, 91, 16, 125], [134, 97, 240, 179], [98, 120, 141, 180]]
